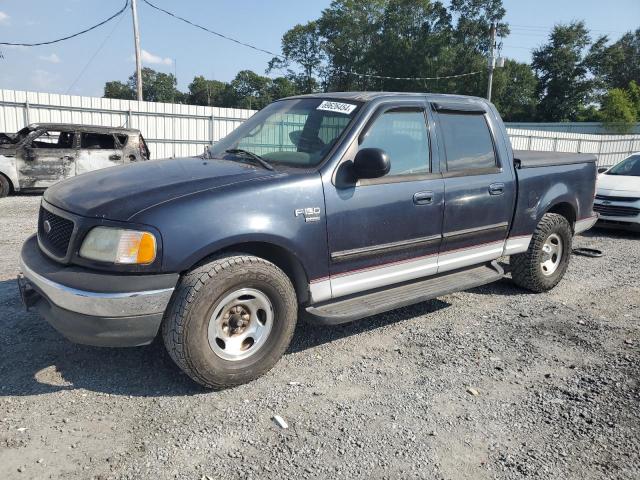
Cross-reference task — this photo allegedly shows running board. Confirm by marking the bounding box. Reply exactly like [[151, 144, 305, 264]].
[[305, 261, 504, 325]]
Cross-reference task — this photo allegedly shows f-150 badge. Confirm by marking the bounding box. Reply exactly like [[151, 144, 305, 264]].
[[295, 207, 321, 222]]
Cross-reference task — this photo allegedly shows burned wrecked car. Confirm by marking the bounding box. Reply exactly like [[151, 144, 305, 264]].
[[0, 123, 151, 197]]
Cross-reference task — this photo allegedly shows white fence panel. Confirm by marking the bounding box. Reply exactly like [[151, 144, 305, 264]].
[[0, 89, 255, 160], [1, 89, 638, 167]]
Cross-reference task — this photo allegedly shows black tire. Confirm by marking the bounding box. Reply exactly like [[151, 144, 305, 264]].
[[510, 213, 573, 292], [0, 174, 11, 198], [162, 254, 298, 389]]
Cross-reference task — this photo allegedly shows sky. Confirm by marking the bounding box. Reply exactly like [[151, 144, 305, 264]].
[[0, 0, 638, 98]]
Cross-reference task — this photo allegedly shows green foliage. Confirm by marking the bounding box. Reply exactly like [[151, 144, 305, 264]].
[[268, 21, 324, 93], [130, 67, 183, 103], [99, 1, 638, 127], [599, 88, 636, 133], [104, 80, 133, 100], [587, 29, 640, 91], [187, 76, 228, 106], [532, 21, 593, 121], [491, 59, 537, 121]]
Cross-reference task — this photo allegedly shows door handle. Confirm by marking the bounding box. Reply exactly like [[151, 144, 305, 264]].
[[109, 154, 122, 161], [60, 155, 74, 161], [413, 191, 434, 205], [489, 183, 505, 195]]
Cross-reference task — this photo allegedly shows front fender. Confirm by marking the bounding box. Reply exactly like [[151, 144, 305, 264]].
[[132, 173, 330, 281]]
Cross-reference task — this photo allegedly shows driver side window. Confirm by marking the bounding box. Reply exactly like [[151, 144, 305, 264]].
[[359, 109, 430, 176]]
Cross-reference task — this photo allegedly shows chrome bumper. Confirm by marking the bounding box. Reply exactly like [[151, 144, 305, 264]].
[[18, 256, 174, 318]]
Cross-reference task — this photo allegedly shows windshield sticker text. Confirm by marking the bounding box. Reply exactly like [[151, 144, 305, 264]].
[[317, 101, 357, 115]]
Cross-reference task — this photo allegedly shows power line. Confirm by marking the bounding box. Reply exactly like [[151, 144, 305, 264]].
[[0, 0, 129, 47], [66, 11, 127, 94], [141, 0, 283, 59], [142, 0, 481, 82]]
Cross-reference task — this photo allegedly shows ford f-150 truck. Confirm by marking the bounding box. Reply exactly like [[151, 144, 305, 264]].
[[17, 92, 598, 388]]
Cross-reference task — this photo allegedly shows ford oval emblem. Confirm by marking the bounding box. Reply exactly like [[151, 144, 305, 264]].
[[43, 220, 52, 234]]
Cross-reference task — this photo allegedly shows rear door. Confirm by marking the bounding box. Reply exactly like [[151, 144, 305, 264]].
[[432, 102, 516, 273], [323, 101, 445, 299], [76, 131, 123, 176], [18, 128, 77, 189]]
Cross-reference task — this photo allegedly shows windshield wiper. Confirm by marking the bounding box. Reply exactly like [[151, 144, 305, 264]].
[[225, 149, 274, 171]]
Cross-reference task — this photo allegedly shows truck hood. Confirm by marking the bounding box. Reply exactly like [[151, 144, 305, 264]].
[[597, 173, 640, 195], [44, 157, 280, 221]]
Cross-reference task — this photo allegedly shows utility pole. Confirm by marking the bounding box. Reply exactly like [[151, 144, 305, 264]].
[[131, 0, 143, 101], [486, 21, 497, 102]]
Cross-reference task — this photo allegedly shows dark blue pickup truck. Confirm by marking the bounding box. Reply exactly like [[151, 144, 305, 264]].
[[18, 92, 598, 388]]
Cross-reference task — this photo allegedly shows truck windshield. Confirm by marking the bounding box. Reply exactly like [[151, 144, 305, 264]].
[[209, 98, 361, 168], [606, 154, 640, 176]]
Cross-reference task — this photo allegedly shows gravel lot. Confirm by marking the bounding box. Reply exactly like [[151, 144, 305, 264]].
[[0, 195, 638, 480]]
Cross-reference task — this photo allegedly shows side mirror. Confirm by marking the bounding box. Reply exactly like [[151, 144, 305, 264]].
[[353, 148, 390, 179], [597, 166, 608, 174]]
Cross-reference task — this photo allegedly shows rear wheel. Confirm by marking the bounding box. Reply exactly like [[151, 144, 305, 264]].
[[0, 174, 11, 198], [510, 213, 573, 292], [162, 254, 298, 389]]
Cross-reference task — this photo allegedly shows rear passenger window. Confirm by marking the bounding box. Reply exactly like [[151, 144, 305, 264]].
[[360, 109, 429, 176], [81, 133, 116, 149], [439, 113, 496, 171]]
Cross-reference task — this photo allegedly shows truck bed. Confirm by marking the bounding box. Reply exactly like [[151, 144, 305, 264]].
[[513, 150, 597, 169]]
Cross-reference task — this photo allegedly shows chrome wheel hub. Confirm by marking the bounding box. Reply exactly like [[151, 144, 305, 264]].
[[208, 288, 273, 361], [540, 233, 563, 276]]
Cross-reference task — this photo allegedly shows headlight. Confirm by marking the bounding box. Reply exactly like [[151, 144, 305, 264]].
[[79, 227, 157, 264]]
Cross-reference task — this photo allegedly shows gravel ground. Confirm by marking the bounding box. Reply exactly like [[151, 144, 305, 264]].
[[0, 195, 638, 480]]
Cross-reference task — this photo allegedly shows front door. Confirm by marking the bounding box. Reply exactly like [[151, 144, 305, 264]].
[[324, 103, 444, 299], [77, 131, 123, 176], [433, 106, 516, 273], [18, 128, 77, 189]]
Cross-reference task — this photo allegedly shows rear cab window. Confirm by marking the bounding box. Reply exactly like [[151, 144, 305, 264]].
[[437, 112, 498, 173]]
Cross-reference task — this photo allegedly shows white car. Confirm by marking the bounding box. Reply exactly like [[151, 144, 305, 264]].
[[594, 153, 640, 232]]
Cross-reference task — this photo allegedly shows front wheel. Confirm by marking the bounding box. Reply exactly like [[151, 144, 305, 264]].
[[162, 254, 298, 389], [510, 213, 573, 292]]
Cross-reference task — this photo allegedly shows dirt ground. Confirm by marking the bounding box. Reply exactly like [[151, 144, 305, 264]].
[[0, 195, 638, 480]]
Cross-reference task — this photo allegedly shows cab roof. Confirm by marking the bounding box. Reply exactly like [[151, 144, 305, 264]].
[[27, 123, 140, 134], [283, 91, 488, 105]]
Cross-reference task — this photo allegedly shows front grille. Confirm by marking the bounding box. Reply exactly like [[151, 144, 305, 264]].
[[38, 207, 74, 258], [595, 194, 640, 203], [593, 203, 640, 218]]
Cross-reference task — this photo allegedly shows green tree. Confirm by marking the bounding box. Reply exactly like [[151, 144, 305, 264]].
[[587, 29, 640, 91], [230, 70, 274, 109], [104, 80, 134, 100], [450, 0, 509, 53], [268, 21, 324, 93], [599, 87, 636, 133], [127, 68, 183, 103], [318, 0, 387, 91], [269, 77, 299, 100], [532, 21, 593, 121], [491, 59, 537, 121], [626, 80, 640, 117], [187, 76, 228, 106]]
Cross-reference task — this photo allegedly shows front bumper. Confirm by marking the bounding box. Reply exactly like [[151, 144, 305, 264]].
[[18, 235, 179, 347]]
